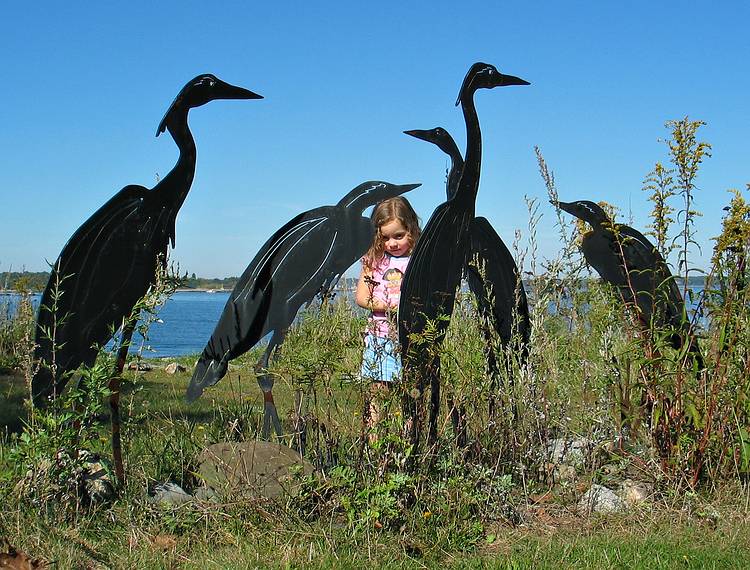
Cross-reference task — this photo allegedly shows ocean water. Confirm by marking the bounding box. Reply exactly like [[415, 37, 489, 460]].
[[1, 290, 232, 358], [132, 291, 232, 357]]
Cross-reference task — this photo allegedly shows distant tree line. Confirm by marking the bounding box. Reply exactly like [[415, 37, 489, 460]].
[[0, 272, 50, 292], [180, 273, 239, 290]]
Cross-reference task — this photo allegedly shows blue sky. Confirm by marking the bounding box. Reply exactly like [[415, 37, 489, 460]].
[[2, 1, 748, 278]]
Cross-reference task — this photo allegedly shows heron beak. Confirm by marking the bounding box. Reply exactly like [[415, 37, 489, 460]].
[[214, 79, 263, 100], [553, 201, 576, 216], [498, 73, 530, 87], [403, 129, 430, 142], [398, 183, 421, 195]]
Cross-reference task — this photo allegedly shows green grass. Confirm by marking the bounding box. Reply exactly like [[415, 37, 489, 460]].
[[2, 493, 749, 568], [2, 357, 750, 569]]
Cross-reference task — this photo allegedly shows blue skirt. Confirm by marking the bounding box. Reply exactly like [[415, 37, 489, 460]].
[[360, 334, 402, 383]]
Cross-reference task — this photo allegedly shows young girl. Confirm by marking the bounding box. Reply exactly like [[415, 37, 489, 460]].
[[355, 196, 421, 431]]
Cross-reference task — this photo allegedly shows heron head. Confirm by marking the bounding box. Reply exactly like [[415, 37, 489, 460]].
[[403, 127, 461, 160], [552, 199, 610, 227], [455, 62, 530, 106], [339, 181, 421, 214], [157, 74, 262, 136]]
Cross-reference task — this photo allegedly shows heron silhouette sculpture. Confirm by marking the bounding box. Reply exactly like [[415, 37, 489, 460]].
[[399, 63, 529, 448], [32, 74, 261, 481], [553, 199, 703, 368], [403, 127, 530, 443], [187, 181, 420, 439]]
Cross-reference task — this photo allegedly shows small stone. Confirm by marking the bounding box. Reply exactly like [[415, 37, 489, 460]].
[[547, 438, 592, 469], [149, 482, 192, 505], [128, 361, 153, 371], [193, 486, 219, 502], [619, 479, 652, 506], [578, 484, 626, 514], [164, 362, 187, 374], [82, 454, 115, 504]]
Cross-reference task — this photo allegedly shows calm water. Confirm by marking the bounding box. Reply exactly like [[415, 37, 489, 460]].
[[1, 291, 233, 357], [1, 282, 706, 358]]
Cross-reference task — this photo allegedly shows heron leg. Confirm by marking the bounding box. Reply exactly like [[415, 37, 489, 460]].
[[426, 356, 441, 447], [447, 392, 467, 448], [110, 323, 135, 486], [256, 330, 286, 439], [261, 390, 283, 439]]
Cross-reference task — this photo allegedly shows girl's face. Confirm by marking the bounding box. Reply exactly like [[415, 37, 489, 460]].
[[380, 218, 411, 257]]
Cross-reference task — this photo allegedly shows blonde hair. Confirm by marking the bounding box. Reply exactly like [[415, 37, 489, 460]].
[[363, 197, 421, 270]]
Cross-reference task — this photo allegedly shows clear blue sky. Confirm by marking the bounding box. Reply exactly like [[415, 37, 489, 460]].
[[2, 1, 748, 278]]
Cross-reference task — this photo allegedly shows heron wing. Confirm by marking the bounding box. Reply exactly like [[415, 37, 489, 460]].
[[33, 185, 151, 396], [467, 217, 530, 346], [618, 225, 686, 330], [192, 209, 340, 382], [398, 201, 472, 360]]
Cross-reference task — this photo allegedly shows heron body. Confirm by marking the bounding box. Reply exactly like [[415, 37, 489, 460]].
[[399, 63, 529, 362], [398, 64, 528, 447], [556, 200, 702, 364], [186, 181, 421, 410], [403, 127, 530, 357], [32, 74, 261, 405]]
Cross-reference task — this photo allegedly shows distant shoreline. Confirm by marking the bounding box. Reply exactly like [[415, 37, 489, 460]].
[[0, 275, 707, 296]]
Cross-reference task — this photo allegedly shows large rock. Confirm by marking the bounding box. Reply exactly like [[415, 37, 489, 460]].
[[195, 441, 315, 501]]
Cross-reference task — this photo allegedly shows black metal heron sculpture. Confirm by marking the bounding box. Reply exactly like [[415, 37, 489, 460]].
[[187, 181, 421, 438], [398, 63, 529, 446], [31, 74, 261, 480], [553, 199, 703, 367], [403, 127, 530, 441]]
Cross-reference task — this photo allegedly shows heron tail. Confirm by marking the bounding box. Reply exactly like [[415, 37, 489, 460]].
[[186, 356, 228, 402]]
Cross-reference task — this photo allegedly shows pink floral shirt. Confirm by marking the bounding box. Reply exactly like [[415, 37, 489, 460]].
[[363, 253, 410, 338]]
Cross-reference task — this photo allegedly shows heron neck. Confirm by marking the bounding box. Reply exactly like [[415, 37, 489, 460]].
[[445, 143, 464, 202], [156, 106, 197, 210], [456, 88, 481, 209]]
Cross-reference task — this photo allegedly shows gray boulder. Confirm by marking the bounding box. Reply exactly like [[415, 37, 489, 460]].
[[196, 441, 315, 501]]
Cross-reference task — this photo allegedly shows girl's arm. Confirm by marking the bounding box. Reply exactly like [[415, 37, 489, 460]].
[[355, 265, 392, 311]]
